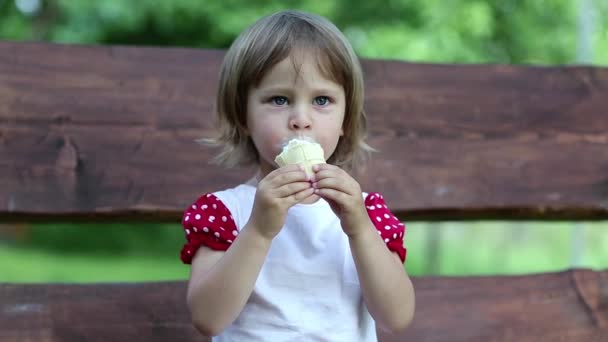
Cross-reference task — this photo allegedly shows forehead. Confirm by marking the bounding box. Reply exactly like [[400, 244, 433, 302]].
[[256, 50, 344, 89]]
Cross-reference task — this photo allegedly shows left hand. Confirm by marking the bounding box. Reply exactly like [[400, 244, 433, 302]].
[[312, 163, 370, 237]]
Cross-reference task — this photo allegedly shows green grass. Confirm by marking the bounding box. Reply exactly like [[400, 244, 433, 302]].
[[404, 221, 608, 276], [0, 221, 606, 283], [0, 247, 189, 283], [0, 223, 190, 283]]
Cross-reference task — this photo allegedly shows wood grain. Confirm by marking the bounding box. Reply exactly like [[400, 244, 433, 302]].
[[1, 270, 606, 341], [1, 41, 608, 221]]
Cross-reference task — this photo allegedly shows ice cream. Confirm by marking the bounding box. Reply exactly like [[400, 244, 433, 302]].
[[274, 138, 326, 177]]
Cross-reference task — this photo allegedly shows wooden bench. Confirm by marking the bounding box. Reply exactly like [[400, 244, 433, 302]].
[[1, 40, 607, 341]]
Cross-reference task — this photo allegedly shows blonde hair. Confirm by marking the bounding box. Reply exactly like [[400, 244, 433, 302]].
[[201, 9, 375, 173]]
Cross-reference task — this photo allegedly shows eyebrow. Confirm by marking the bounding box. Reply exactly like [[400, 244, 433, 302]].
[[259, 86, 341, 95]]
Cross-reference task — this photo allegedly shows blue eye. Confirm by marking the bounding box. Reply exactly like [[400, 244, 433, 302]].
[[314, 96, 330, 106], [271, 96, 288, 105]]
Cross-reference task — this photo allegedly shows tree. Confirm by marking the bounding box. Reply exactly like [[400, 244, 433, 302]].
[[1, 0, 606, 65]]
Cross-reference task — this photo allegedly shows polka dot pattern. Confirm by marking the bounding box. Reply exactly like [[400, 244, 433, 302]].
[[365, 192, 407, 263], [180, 193, 238, 264], [180, 191, 406, 264]]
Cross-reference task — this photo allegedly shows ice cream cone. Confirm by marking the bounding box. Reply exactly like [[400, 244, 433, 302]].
[[274, 138, 325, 177]]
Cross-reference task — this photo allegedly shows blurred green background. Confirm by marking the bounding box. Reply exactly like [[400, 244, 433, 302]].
[[1, 0, 607, 283]]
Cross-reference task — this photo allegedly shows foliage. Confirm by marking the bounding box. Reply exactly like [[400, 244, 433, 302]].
[[1, 0, 607, 65]]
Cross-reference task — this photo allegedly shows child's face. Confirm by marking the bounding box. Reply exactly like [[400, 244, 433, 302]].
[[246, 53, 346, 177]]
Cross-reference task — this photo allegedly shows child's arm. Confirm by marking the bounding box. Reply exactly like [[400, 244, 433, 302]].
[[312, 164, 415, 334], [185, 165, 314, 336], [347, 224, 415, 334], [187, 224, 272, 336]]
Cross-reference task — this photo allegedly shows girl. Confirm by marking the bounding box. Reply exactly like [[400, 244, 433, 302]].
[[180, 9, 415, 341]]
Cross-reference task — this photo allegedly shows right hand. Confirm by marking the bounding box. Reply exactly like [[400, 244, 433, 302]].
[[248, 164, 314, 240]]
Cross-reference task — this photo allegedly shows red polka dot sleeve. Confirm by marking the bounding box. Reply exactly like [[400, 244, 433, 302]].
[[180, 193, 239, 264], [365, 192, 407, 263]]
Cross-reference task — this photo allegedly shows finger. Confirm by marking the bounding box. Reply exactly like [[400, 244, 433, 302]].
[[312, 163, 339, 173], [312, 169, 342, 182], [272, 170, 309, 189], [287, 187, 316, 205], [275, 181, 313, 198], [312, 166, 348, 182], [314, 174, 360, 198], [313, 177, 346, 192], [265, 168, 308, 188], [314, 187, 348, 204], [266, 164, 305, 181], [300, 192, 320, 203]]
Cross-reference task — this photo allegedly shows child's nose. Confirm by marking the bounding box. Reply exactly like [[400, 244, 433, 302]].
[[289, 109, 312, 130]]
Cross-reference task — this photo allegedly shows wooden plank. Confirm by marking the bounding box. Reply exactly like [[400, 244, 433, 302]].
[[380, 269, 608, 341], [1, 269, 606, 341], [1, 41, 608, 221], [0, 281, 204, 341]]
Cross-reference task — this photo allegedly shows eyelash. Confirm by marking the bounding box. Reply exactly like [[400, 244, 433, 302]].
[[269, 96, 332, 106]]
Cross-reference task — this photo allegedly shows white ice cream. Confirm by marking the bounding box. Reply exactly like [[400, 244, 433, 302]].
[[274, 138, 326, 177]]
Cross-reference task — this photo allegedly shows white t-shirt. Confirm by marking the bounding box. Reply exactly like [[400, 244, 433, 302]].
[[181, 184, 406, 341]]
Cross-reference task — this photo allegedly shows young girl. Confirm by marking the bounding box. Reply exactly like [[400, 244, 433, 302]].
[[180, 9, 415, 341]]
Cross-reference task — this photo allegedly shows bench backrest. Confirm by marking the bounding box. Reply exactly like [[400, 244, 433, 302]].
[[0, 41, 607, 341], [2, 41, 607, 222]]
